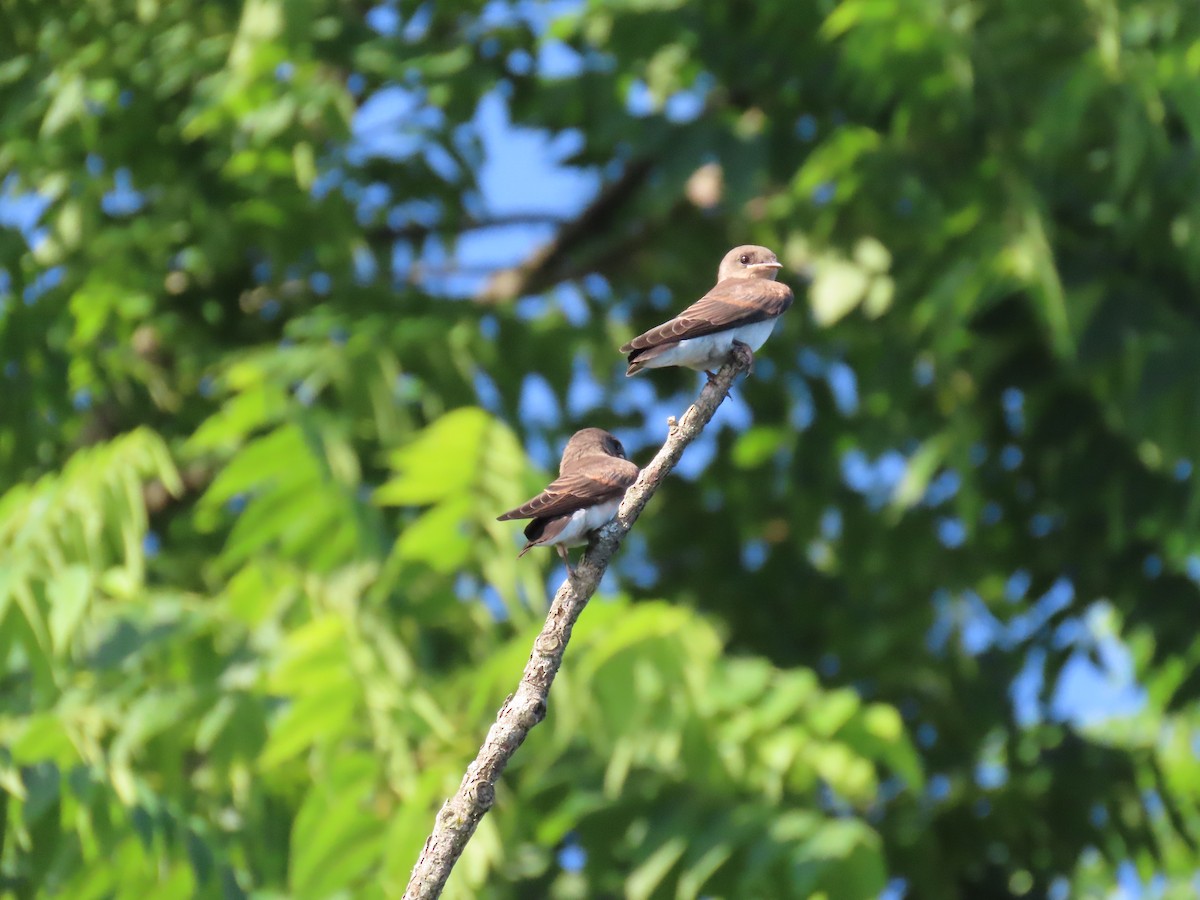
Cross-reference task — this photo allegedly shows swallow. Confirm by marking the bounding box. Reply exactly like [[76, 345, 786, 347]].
[[621, 244, 793, 379], [497, 428, 639, 574]]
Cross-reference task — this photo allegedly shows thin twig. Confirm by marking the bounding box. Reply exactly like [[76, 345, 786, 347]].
[[401, 352, 750, 900], [366, 212, 571, 245]]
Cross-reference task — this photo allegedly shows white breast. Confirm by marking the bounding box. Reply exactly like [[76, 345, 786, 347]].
[[543, 498, 622, 548], [639, 318, 779, 371]]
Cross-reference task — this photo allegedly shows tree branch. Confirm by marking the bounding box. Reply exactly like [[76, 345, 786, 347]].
[[365, 212, 571, 246], [401, 353, 750, 900], [474, 158, 654, 304]]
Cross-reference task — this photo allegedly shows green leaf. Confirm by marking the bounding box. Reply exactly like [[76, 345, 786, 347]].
[[731, 426, 786, 469], [260, 687, 357, 769], [626, 835, 687, 900], [889, 437, 945, 511], [48, 565, 92, 653], [394, 495, 474, 572], [41, 74, 85, 135], [11, 714, 78, 767], [810, 259, 870, 327], [376, 407, 494, 506], [290, 753, 387, 896]]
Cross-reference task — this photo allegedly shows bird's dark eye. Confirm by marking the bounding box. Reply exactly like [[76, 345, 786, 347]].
[[611, 439, 626, 459], [739, 254, 750, 265]]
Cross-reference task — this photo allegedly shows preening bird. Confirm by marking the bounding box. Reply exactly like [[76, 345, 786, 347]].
[[497, 428, 639, 575], [621, 244, 793, 379]]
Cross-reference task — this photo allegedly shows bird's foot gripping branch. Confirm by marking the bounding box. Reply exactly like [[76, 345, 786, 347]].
[[400, 353, 751, 900]]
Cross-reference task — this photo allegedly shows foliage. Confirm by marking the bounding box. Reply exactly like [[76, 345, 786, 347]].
[[4, 0, 1200, 897]]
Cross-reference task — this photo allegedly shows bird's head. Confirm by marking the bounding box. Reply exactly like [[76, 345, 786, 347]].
[[718, 244, 783, 282], [560, 427, 627, 471]]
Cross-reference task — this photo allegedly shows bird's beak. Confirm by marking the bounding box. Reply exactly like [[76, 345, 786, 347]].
[[750, 261, 783, 269]]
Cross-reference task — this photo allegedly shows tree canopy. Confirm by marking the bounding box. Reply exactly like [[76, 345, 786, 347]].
[[3, 0, 1200, 896]]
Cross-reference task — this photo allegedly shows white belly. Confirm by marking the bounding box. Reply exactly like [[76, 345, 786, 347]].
[[545, 498, 622, 547], [640, 318, 778, 371]]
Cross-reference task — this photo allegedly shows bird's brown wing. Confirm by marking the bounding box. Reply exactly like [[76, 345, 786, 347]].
[[620, 278, 794, 353], [497, 458, 639, 522]]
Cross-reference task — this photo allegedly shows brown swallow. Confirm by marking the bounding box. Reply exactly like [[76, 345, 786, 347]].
[[497, 428, 639, 574], [621, 244, 793, 379]]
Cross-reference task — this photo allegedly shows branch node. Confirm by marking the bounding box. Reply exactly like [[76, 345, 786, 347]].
[[534, 632, 563, 656], [436, 805, 460, 828], [468, 781, 495, 810], [522, 698, 547, 726]]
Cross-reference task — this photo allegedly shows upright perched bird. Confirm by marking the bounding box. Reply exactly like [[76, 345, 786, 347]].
[[621, 245, 793, 378], [497, 428, 639, 574]]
